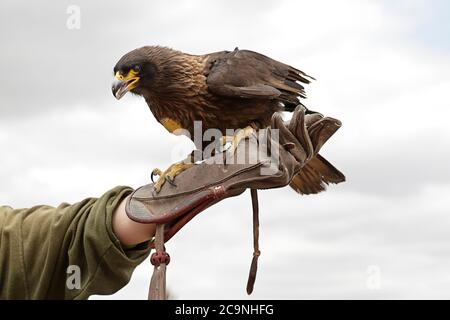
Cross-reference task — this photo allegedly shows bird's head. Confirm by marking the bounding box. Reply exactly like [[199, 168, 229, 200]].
[[111, 46, 163, 100]]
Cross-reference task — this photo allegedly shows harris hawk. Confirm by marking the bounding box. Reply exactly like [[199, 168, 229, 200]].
[[112, 46, 345, 193]]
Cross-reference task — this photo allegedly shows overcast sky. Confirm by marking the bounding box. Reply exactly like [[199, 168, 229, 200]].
[[1, 0, 450, 299]]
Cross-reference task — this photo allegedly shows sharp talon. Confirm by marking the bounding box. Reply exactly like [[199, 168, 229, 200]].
[[150, 162, 193, 192], [223, 149, 232, 165], [151, 168, 162, 183], [166, 176, 177, 187]]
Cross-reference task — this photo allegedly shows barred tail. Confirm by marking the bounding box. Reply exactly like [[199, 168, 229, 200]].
[[289, 154, 345, 195]]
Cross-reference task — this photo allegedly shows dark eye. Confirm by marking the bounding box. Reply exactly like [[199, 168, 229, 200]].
[[133, 65, 141, 73]]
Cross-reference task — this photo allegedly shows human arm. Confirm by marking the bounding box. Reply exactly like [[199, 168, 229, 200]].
[[112, 194, 156, 247], [0, 186, 152, 300]]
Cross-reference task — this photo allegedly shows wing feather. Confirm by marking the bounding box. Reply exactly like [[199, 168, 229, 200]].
[[206, 49, 314, 104]]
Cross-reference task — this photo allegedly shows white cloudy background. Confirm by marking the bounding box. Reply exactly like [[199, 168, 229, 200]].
[[1, 0, 450, 299]]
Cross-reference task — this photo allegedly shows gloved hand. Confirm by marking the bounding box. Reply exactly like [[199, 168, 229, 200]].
[[125, 105, 344, 299]]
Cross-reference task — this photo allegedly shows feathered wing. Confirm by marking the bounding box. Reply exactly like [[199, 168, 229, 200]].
[[206, 49, 345, 194], [205, 49, 314, 110]]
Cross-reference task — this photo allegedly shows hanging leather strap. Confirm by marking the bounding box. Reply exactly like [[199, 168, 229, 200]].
[[148, 224, 169, 300], [147, 188, 261, 299], [246, 188, 260, 295]]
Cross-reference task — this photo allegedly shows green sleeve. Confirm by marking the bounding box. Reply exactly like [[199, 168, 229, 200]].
[[0, 186, 151, 300]]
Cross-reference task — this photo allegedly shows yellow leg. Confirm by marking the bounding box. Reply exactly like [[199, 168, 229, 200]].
[[151, 126, 254, 193], [151, 161, 194, 193], [219, 126, 254, 157]]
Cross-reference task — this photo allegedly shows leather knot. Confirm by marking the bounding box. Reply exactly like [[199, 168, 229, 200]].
[[150, 250, 170, 266]]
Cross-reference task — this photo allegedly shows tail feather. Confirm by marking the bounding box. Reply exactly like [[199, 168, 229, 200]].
[[289, 154, 345, 195]]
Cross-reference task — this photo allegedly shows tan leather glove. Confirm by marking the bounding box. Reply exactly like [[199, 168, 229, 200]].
[[126, 105, 344, 299]]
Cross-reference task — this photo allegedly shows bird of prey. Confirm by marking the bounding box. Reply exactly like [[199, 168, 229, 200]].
[[112, 46, 345, 193]]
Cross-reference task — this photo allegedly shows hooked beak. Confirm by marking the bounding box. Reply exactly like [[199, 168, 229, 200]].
[[112, 70, 140, 100]]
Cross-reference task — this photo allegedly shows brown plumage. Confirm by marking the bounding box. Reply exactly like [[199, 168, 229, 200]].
[[112, 46, 345, 194]]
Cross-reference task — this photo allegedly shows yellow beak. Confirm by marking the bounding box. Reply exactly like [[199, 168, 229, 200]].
[[111, 70, 140, 100]]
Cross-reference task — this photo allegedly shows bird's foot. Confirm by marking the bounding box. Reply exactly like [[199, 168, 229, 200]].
[[151, 161, 194, 193], [217, 126, 255, 160]]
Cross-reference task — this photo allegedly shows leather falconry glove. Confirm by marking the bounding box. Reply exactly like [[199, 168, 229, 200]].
[[125, 105, 344, 300]]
